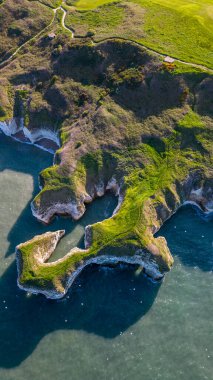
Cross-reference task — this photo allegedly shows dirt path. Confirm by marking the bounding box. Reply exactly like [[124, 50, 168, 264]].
[[0, 2, 56, 69], [0, 0, 212, 74], [94, 36, 213, 74], [60, 3, 75, 37], [0, 1, 74, 69]]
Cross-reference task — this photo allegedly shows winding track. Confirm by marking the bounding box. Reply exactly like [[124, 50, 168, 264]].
[[60, 3, 75, 37], [0, 0, 74, 69], [0, 2, 56, 68], [0, 0, 212, 74], [94, 36, 213, 74]]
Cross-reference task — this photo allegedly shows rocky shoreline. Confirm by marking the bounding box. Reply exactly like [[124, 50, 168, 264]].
[[16, 169, 213, 299], [0, 118, 60, 154], [31, 168, 213, 227], [31, 176, 123, 224], [1, 37, 210, 300], [17, 254, 163, 299], [16, 230, 163, 299]]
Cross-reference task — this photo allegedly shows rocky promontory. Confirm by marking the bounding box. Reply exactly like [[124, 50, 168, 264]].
[[16, 168, 213, 299], [0, 32, 212, 298]]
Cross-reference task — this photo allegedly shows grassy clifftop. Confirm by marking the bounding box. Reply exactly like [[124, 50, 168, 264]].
[[0, 36, 210, 297], [17, 114, 213, 296], [0, 0, 212, 297], [65, 0, 213, 68]]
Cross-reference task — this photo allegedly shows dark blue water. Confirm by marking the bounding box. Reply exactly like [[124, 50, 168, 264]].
[[0, 133, 212, 380]]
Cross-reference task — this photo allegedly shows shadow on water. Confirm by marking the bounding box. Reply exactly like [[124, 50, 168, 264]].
[[0, 134, 160, 368], [156, 204, 213, 272], [0, 134, 117, 258], [5, 191, 118, 260], [0, 261, 160, 368], [0, 134, 212, 369], [0, 134, 52, 257]]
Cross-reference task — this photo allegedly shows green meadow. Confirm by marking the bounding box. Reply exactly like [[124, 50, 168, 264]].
[[73, 0, 116, 9], [66, 0, 213, 68]]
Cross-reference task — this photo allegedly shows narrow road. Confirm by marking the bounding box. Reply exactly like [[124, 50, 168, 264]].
[[60, 3, 75, 38], [0, 0, 74, 69], [0, 0, 212, 74], [0, 2, 56, 69]]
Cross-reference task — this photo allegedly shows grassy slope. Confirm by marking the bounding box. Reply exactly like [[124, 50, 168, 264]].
[[0, 0, 212, 292], [72, 0, 116, 9], [66, 0, 213, 68], [4, 35, 210, 290], [19, 113, 213, 289], [134, 0, 213, 67], [38, 0, 62, 7], [0, 0, 53, 62]]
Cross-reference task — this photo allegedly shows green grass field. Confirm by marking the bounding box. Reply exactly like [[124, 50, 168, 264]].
[[38, 0, 62, 7], [74, 0, 213, 24], [73, 0, 116, 9], [66, 0, 213, 68]]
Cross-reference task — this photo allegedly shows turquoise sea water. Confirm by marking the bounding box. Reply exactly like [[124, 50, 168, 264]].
[[0, 133, 212, 380]]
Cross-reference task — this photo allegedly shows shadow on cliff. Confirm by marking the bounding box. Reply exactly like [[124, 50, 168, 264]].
[[0, 261, 160, 368]]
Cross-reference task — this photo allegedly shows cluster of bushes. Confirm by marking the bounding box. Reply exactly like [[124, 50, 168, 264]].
[[8, 25, 22, 37], [109, 67, 144, 88], [0, 105, 6, 118], [13, 89, 29, 124]]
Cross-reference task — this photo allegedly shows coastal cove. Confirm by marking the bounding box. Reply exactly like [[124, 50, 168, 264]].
[[0, 133, 212, 379]]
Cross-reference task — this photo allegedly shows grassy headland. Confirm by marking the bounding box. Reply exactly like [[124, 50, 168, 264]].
[[0, 0, 212, 296]]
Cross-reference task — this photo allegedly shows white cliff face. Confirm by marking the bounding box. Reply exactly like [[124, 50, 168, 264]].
[[17, 248, 163, 300], [84, 225, 92, 249], [0, 118, 21, 136], [206, 201, 213, 212], [190, 187, 203, 197], [16, 170, 213, 300], [84, 181, 124, 250], [23, 127, 60, 145], [31, 200, 86, 224], [59, 253, 163, 300], [34, 230, 65, 263], [31, 175, 123, 225], [0, 118, 60, 153], [95, 181, 105, 197], [113, 193, 124, 216], [106, 176, 120, 196], [18, 177, 213, 300], [188, 186, 213, 212]]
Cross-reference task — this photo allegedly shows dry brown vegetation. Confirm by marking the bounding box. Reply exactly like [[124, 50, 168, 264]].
[[0, 0, 52, 62]]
